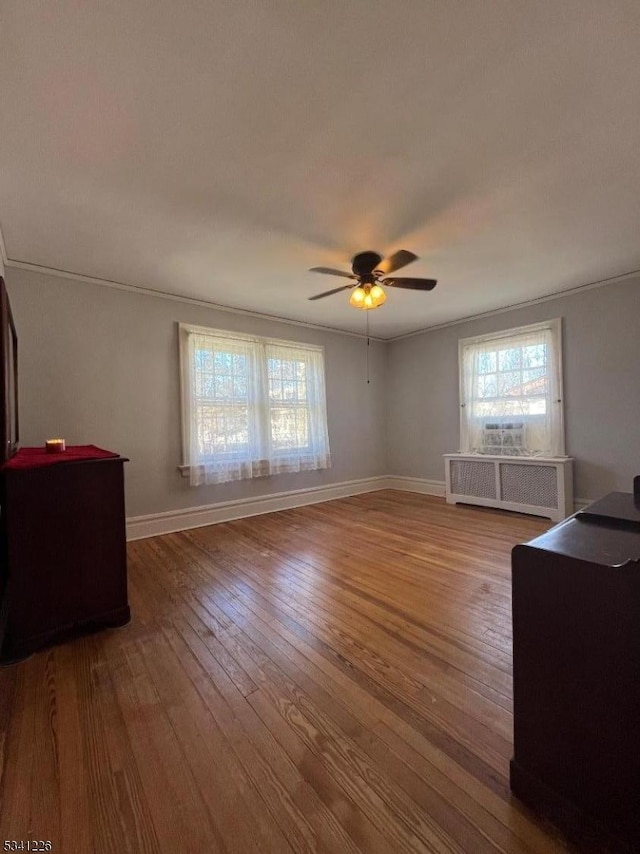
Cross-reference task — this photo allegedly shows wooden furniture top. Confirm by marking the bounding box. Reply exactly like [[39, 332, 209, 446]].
[[519, 494, 640, 567]]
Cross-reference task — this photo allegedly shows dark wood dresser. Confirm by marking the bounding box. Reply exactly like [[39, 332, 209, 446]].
[[511, 493, 640, 852], [0, 447, 130, 662]]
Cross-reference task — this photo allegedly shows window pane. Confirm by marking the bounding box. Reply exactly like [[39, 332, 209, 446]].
[[498, 347, 521, 371], [522, 344, 546, 368], [203, 375, 215, 397], [498, 371, 522, 396], [214, 375, 232, 398], [194, 349, 214, 373], [271, 407, 309, 450], [527, 398, 547, 415], [522, 368, 548, 395], [473, 401, 500, 418], [233, 354, 247, 373], [196, 404, 249, 456], [192, 343, 251, 459], [283, 380, 297, 401], [268, 359, 306, 401], [267, 357, 280, 378], [268, 357, 311, 451], [214, 351, 231, 372], [282, 360, 295, 380], [476, 374, 497, 399], [476, 351, 496, 373], [233, 376, 247, 398]]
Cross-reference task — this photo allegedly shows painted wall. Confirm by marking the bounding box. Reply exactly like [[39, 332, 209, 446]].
[[387, 275, 640, 501], [6, 267, 639, 515], [6, 267, 388, 517]]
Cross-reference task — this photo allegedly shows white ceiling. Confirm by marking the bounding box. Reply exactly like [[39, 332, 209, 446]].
[[1, 1, 639, 338]]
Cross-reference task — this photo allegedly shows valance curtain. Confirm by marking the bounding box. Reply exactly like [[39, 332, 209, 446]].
[[459, 320, 564, 457], [182, 326, 331, 485]]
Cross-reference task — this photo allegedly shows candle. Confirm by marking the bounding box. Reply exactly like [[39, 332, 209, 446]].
[[45, 438, 66, 454]]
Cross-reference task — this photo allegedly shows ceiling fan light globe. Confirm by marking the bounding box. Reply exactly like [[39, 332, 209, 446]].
[[369, 284, 386, 306], [349, 286, 366, 307]]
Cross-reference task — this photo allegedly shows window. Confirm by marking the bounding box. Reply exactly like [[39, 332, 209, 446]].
[[180, 324, 331, 485], [459, 319, 564, 457]]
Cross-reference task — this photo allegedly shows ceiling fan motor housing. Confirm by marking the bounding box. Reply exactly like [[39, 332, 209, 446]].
[[351, 251, 383, 280]]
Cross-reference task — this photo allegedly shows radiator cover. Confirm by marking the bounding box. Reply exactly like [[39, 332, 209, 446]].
[[444, 454, 573, 521]]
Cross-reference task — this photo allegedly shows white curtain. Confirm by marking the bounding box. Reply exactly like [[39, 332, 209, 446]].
[[263, 342, 331, 476], [182, 327, 331, 485], [459, 321, 564, 457]]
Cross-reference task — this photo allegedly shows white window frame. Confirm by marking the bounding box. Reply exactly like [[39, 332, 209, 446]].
[[178, 323, 331, 480], [458, 318, 565, 457]]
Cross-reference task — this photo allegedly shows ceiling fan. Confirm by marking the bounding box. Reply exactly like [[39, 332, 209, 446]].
[[308, 250, 437, 309]]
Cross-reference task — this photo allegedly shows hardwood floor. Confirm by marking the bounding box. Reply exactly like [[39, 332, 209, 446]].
[[0, 491, 573, 853]]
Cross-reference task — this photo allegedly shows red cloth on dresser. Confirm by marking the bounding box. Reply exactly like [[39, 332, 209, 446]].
[[2, 445, 120, 471]]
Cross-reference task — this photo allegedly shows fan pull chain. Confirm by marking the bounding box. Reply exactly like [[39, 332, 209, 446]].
[[366, 311, 370, 384]]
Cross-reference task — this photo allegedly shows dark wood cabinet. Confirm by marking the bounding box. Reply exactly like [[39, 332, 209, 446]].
[[511, 498, 640, 852], [0, 454, 130, 662]]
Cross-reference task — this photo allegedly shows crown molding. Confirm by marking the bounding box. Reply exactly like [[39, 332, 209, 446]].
[[389, 268, 640, 341], [4, 257, 387, 342]]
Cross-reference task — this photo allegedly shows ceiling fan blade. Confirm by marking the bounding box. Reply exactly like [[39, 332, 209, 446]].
[[383, 277, 438, 291], [375, 250, 418, 275], [308, 285, 353, 301], [309, 266, 356, 279]]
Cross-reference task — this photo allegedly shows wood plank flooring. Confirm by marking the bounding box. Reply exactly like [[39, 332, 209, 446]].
[[0, 491, 574, 853]]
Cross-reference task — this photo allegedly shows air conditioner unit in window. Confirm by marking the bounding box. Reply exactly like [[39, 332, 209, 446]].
[[480, 422, 526, 456]]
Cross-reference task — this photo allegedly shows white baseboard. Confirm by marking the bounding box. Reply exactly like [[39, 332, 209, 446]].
[[125, 473, 592, 541], [126, 475, 391, 540], [385, 476, 446, 497]]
